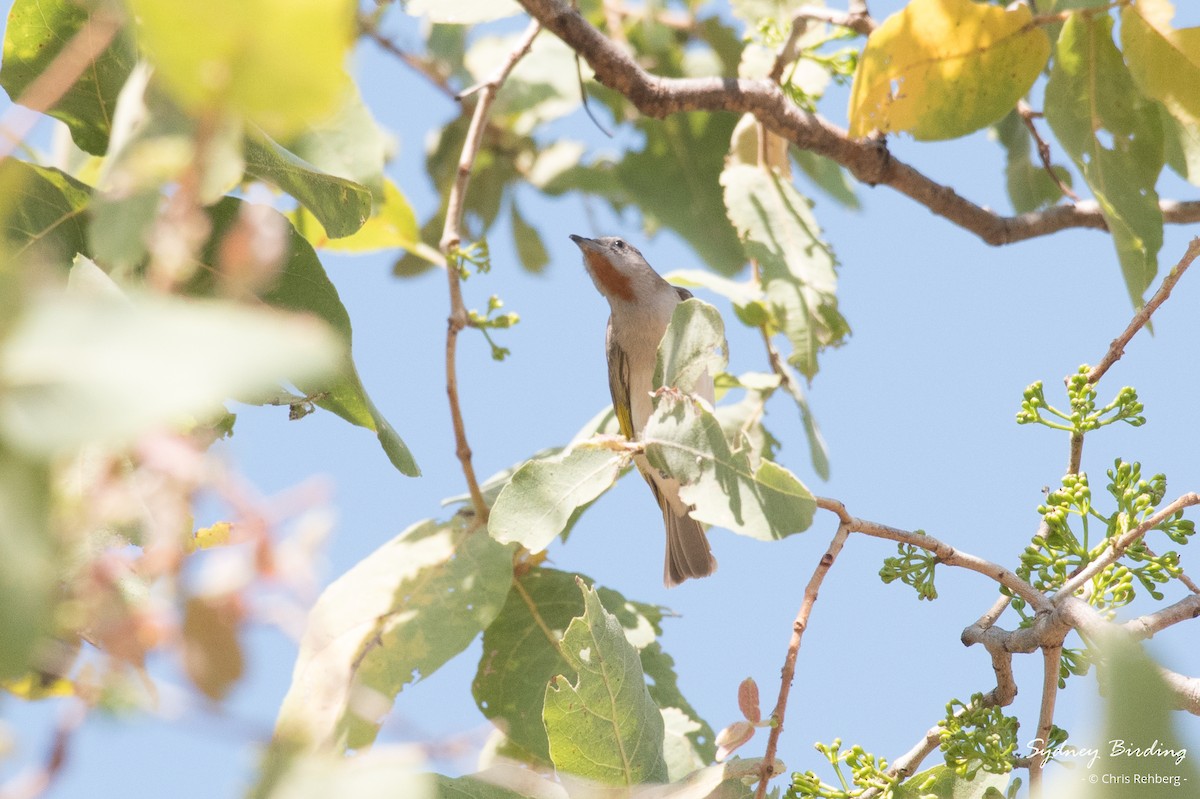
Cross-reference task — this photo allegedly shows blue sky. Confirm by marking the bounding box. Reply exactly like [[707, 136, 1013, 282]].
[[4, 1, 1200, 797]]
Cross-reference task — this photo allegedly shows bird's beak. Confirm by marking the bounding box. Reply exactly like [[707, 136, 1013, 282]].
[[569, 234, 600, 252]]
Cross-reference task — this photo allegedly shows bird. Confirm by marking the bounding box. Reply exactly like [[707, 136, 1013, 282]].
[[569, 233, 717, 587]]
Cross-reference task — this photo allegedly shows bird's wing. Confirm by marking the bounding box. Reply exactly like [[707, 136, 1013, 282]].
[[605, 317, 635, 440]]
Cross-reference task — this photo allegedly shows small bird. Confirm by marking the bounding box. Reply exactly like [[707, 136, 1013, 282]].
[[569, 234, 717, 586]]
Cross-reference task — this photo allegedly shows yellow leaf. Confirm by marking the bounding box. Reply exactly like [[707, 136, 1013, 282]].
[[127, 0, 354, 137], [292, 180, 445, 264], [848, 0, 1050, 141], [3, 673, 75, 700], [189, 521, 233, 552], [1122, 0, 1200, 128]]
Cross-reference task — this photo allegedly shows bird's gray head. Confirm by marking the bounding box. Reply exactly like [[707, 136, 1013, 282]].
[[569, 234, 663, 304]]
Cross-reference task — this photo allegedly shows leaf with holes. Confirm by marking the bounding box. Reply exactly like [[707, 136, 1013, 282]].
[[848, 0, 1049, 140], [643, 391, 815, 541]]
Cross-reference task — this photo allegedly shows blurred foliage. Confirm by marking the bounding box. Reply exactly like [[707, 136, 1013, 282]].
[[2, 0, 1199, 797]]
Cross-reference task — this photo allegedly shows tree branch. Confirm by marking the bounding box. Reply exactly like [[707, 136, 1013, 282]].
[[1088, 237, 1200, 385], [515, 0, 1200, 247], [1123, 593, 1200, 640], [815, 497, 1050, 611], [440, 20, 542, 525], [754, 523, 851, 799], [1029, 646, 1061, 797]]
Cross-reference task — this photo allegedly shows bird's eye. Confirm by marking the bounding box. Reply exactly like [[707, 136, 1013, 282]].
[[613, 240, 626, 250]]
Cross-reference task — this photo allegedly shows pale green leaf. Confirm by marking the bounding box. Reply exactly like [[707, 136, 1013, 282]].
[[848, 0, 1050, 140], [202, 198, 421, 476], [899, 765, 1010, 799], [1121, 0, 1200, 134], [465, 34, 580, 136], [433, 774, 536, 799], [245, 133, 371, 240], [405, 0, 521, 24], [488, 445, 627, 553], [1045, 13, 1164, 308], [721, 163, 847, 380], [1162, 106, 1200, 185], [0, 0, 136, 154], [543, 114, 746, 276], [283, 89, 390, 199], [543, 581, 668, 785], [643, 392, 815, 540], [653, 298, 728, 397], [263, 748, 432, 799], [274, 519, 514, 751], [0, 448, 54, 679], [0, 269, 341, 455], [127, 0, 354, 137]]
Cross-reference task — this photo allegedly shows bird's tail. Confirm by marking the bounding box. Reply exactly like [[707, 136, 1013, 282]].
[[663, 506, 717, 587]]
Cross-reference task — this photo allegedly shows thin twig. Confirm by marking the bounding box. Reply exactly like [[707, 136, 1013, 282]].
[[1087, 237, 1200, 384], [516, 0, 1200, 246], [358, 15, 457, 99], [1016, 100, 1080, 203], [790, 4, 877, 38], [440, 20, 542, 525], [0, 9, 121, 163], [753, 523, 851, 799], [815, 497, 1050, 611], [1029, 646, 1061, 797]]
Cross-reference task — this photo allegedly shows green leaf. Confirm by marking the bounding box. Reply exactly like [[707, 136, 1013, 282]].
[[721, 164, 848, 380], [127, 0, 353, 137], [510, 201, 549, 274], [654, 298, 728, 396], [0, 0, 136, 154], [0, 447, 54, 679], [1162, 105, 1200, 186], [202, 198, 421, 476], [404, 0, 522, 24], [848, 0, 1050, 140], [643, 391, 815, 540], [541, 114, 746, 276], [283, 88, 389, 199], [473, 568, 700, 770], [260, 749, 432, 799], [0, 257, 341, 455], [992, 110, 1072, 214], [543, 580, 668, 785], [465, 33, 580, 136], [1045, 13, 1164, 308], [792, 150, 860, 211], [245, 134, 371, 240], [0, 160, 89, 264], [432, 774, 528, 799], [274, 519, 514, 750], [488, 445, 627, 553], [1121, 0, 1200, 136]]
